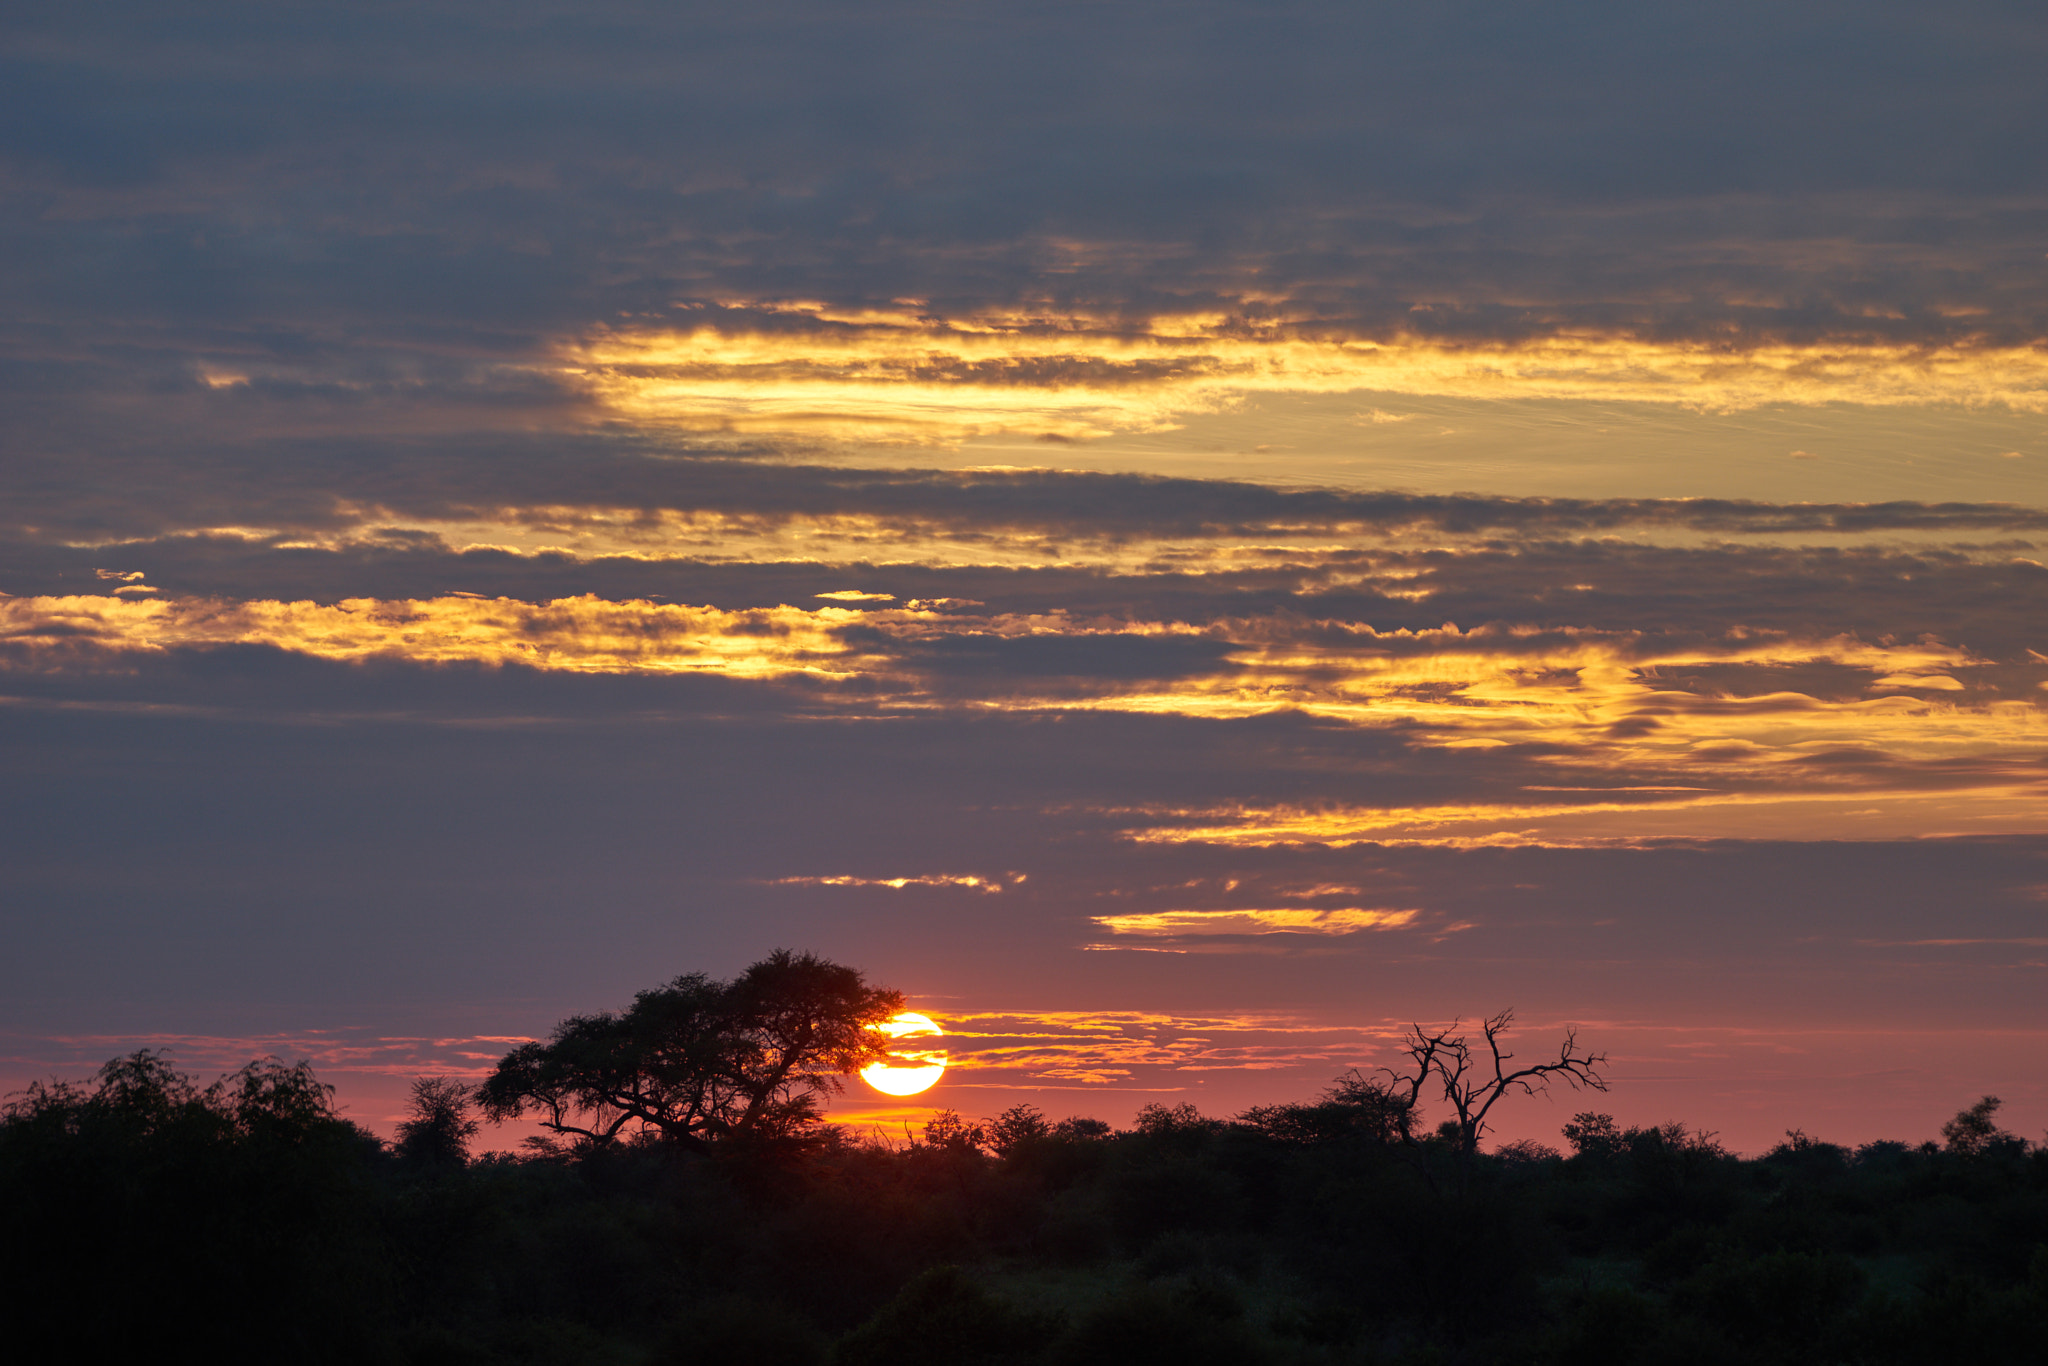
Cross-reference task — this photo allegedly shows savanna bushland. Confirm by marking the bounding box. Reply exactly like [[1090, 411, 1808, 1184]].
[[4, 954, 2044, 1365]]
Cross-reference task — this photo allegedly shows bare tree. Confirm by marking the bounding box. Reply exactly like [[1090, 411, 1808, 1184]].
[[1388, 1009, 1607, 1156]]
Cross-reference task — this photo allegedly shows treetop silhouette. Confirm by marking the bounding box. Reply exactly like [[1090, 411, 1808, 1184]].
[[479, 949, 905, 1150], [395, 1076, 482, 1167]]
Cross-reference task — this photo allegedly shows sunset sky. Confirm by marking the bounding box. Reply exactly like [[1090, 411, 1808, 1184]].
[[3, 0, 2044, 1153]]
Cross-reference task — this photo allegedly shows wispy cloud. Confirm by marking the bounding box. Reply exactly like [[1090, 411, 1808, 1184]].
[[1091, 908, 1420, 936], [931, 1010, 1411, 1086], [764, 873, 1022, 894]]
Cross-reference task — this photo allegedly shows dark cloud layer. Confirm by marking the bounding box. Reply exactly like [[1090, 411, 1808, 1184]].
[[5, 460, 2045, 662], [6, 424, 2048, 545], [5, 0, 2045, 401]]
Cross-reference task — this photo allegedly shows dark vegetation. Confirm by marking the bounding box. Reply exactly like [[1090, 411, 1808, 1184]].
[[5, 954, 2044, 1364]]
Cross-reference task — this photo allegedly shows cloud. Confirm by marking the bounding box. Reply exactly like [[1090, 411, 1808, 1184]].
[[4, 578, 2040, 849], [865, 629, 1240, 685], [933, 1009, 1410, 1085], [1120, 784, 2048, 848], [1091, 907, 1421, 936], [0, 593, 869, 678], [575, 316, 2048, 446], [12, 411, 2048, 553], [764, 873, 1018, 894], [5, 2, 2047, 491]]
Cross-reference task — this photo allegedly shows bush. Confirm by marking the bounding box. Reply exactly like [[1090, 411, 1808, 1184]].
[[834, 1266, 1056, 1366], [1676, 1249, 1867, 1355], [1049, 1279, 1268, 1366], [657, 1295, 827, 1366]]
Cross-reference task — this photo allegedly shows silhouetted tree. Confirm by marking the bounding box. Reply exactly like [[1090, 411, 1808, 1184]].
[[394, 1076, 481, 1166], [18, 1037, 2048, 1364], [1132, 1101, 1220, 1138], [1241, 1069, 1416, 1145], [4, 1049, 355, 1149], [1562, 1111, 1627, 1162], [1940, 1095, 2011, 1155], [1051, 1117, 1112, 1140], [479, 950, 904, 1151], [0, 1051, 390, 1359], [1391, 1009, 1607, 1155], [920, 1110, 988, 1153], [986, 1104, 1050, 1155]]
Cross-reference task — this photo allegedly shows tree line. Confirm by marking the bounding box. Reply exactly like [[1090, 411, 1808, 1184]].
[[4, 952, 2043, 1364]]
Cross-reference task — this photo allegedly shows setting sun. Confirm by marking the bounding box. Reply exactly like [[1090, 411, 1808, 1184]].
[[861, 1011, 947, 1097]]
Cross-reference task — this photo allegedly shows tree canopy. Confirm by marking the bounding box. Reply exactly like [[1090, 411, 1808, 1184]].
[[9, 1021, 2046, 1363], [478, 949, 905, 1151], [0, 1050, 388, 1360]]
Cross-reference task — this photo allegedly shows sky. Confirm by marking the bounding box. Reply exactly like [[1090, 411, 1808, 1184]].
[[3, 0, 2044, 1154]]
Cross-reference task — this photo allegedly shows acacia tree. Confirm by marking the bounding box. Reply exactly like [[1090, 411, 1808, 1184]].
[[1389, 1009, 1607, 1155], [478, 950, 905, 1151]]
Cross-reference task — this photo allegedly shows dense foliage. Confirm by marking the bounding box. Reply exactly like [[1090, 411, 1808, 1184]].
[[5, 1050, 2044, 1364]]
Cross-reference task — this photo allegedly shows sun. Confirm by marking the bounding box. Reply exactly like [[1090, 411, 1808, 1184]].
[[861, 1011, 947, 1097]]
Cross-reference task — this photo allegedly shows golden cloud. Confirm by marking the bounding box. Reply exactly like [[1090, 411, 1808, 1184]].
[[765, 873, 1019, 893], [5, 593, 2039, 844], [1091, 908, 1420, 936], [1123, 784, 2048, 848], [0, 593, 870, 678], [931, 1009, 1408, 1084], [567, 310, 2048, 444]]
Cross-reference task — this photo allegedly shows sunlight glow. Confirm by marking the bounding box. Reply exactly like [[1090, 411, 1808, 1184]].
[[861, 1011, 947, 1097]]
